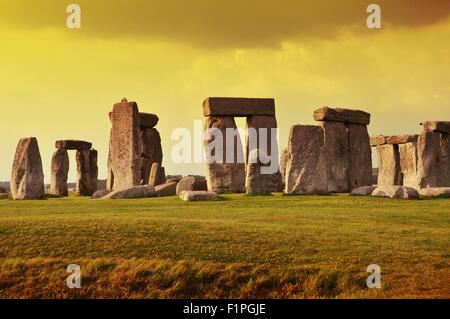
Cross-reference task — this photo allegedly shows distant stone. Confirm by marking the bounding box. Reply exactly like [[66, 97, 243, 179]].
[[50, 149, 69, 196], [350, 186, 377, 196], [418, 187, 450, 198], [279, 147, 289, 185], [76, 149, 98, 196], [180, 191, 219, 201], [421, 121, 450, 133], [0, 193, 9, 200], [203, 97, 275, 117], [386, 135, 418, 145], [155, 182, 178, 197], [313, 107, 371, 125], [176, 176, 208, 195], [92, 189, 112, 199], [101, 185, 156, 199], [372, 186, 419, 199], [55, 140, 92, 151], [10, 137, 45, 200], [139, 113, 159, 128]]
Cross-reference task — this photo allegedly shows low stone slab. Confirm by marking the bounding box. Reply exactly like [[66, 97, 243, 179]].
[[350, 186, 377, 196], [313, 107, 370, 125], [180, 191, 219, 201], [372, 186, 419, 199], [55, 140, 92, 151], [203, 97, 275, 117], [421, 121, 450, 133], [155, 182, 178, 197], [176, 176, 207, 195], [101, 185, 156, 199], [140, 113, 159, 128], [92, 189, 112, 199], [418, 187, 450, 198]]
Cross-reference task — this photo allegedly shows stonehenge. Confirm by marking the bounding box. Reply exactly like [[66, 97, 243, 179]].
[[10, 137, 45, 200], [107, 98, 165, 191], [284, 107, 372, 194], [50, 140, 98, 196], [203, 97, 282, 195], [371, 121, 450, 189]]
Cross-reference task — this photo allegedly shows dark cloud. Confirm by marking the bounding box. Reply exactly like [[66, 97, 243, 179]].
[[2, 0, 450, 47]]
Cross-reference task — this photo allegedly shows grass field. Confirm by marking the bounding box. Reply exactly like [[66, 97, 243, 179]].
[[0, 194, 449, 299]]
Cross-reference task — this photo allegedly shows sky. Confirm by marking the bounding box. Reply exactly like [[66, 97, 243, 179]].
[[0, 0, 449, 182]]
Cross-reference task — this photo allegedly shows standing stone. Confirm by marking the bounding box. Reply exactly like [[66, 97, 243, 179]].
[[376, 144, 402, 186], [279, 147, 289, 185], [204, 116, 246, 193], [107, 99, 141, 190], [246, 115, 283, 194], [148, 162, 166, 187], [50, 149, 69, 196], [10, 137, 45, 200], [140, 128, 163, 184], [440, 132, 450, 186], [416, 131, 444, 188], [347, 124, 372, 190], [399, 142, 419, 188], [285, 125, 328, 194], [76, 149, 98, 196], [319, 121, 349, 192]]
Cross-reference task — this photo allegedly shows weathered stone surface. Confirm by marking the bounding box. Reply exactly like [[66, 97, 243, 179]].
[[399, 142, 419, 188], [372, 185, 419, 199], [107, 99, 141, 190], [386, 135, 418, 145], [313, 107, 370, 125], [376, 144, 402, 186], [279, 147, 289, 185], [350, 186, 377, 196], [285, 125, 328, 194], [0, 193, 9, 200], [139, 113, 159, 128], [176, 176, 208, 195], [179, 191, 219, 201], [421, 121, 450, 133], [203, 97, 275, 117], [347, 124, 372, 190], [440, 132, 450, 186], [10, 138, 45, 200], [55, 140, 92, 151], [245, 115, 283, 194], [370, 135, 387, 147], [319, 121, 349, 193], [0, 187, 5, 193], [101, 185, 156, 199], [419, 187, 450, 198], [140, 128, 163, 184], [148, 163, 166, 187], [76, 149, 98, 196], [92, 189, 112, 199], [155, 181, 178, 197], [50, 149, 69, 196], [416, 131, 444, 188], [204, 116, 246, 193]]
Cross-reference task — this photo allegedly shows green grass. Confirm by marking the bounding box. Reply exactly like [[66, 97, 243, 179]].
[[0, 194, 449, 298]]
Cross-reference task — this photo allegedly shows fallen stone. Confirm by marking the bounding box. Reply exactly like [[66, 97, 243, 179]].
[[376, 144, 402, 186], [101, 185, 156, 199], [10, 137, 45, 200], [76, 149, 98, 196], [179, 191, 219, 201], [370, 135, 387, 147], [350, 186, 377, 196], [204, 116, 246, 193], [421, 121, 450, 133], [372, 185, 419, 199], [386, 135, 419, 145], [155, 181, 178, 197], [55, 140, 92, 151], [347, 123, 372, 190], [92, 189, 112, 199], [50, 149, 69, 196], [418, 187, 450, 198], [203, 97, 275, 117], [313, 107, 370, 125], [139, 113, 159, 128], [176, 176, 208, 195]]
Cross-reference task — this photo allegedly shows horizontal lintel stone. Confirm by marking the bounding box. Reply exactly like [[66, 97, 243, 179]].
[[313, 106, 371, 125], [203, 97, 275, 117]]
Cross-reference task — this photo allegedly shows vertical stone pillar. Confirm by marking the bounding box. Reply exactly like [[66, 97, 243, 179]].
[[76, 149, 98, 196], [148, 162, 166, 187], [347, 124, 372, 190], [399, 142, 419, 188], [245, 115, 283, 194], [50, 149, 69, 196], [204, 116, 246, 193], [376, 144, 402, 186], [140, 127, 163, 184], [416, 131, 443, 188]]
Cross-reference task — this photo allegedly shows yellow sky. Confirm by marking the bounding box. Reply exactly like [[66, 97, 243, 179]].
[[0, 1, 449, 182]]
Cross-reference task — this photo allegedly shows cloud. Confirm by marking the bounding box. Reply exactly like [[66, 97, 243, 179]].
[[1, 0, 450, 47]]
